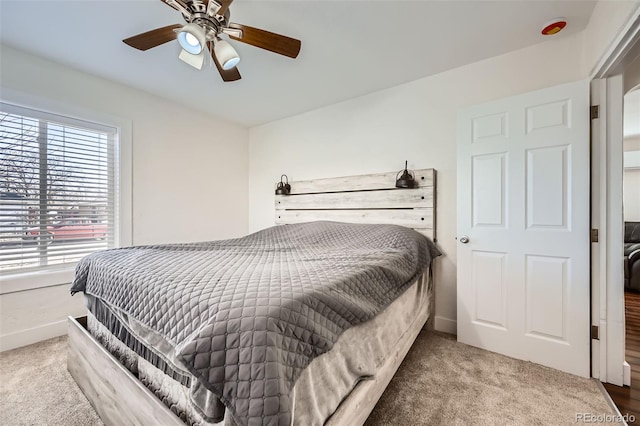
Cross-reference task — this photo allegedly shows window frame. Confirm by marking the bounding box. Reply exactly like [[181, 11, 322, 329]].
[[0, 89, 132, 295]]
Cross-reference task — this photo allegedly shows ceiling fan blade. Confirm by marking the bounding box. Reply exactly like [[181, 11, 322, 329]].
[[227, 23, 301, 58], [161, 0, 189, 13], [123, 24, 182, 51], [216, 0, 234, 17], [208, 42, 241, 82]]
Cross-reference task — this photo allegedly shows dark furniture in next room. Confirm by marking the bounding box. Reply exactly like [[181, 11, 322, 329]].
[[625, 221, 640, 292]]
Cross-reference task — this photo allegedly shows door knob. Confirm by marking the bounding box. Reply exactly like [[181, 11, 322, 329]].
[[459, 236, 470, 244]]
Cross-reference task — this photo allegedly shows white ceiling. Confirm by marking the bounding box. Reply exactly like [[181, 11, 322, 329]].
[[0, 1, 596, 127], [625, 88, 640, 137]]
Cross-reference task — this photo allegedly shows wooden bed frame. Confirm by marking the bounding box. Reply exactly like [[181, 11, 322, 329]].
[[275, 168, 436, 241], [67, 168, 437, 426]]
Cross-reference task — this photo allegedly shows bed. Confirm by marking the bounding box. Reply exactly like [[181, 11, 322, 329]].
[[67, 168, 439, 426]]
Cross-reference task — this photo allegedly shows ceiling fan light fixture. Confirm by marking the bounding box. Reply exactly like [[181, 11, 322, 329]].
[[179, 48, 205, 70], [214, 39, 240, 70], [177, 23, 207, 55], [123, 0, 302, 82]]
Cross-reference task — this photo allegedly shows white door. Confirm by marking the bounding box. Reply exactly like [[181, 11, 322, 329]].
[[457, 80, 591, 377]]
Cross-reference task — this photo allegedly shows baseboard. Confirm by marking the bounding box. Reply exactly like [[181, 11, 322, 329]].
[[624, 361, 631, 386], [434, 316, 457, 335], [0, 319, 67, 352]]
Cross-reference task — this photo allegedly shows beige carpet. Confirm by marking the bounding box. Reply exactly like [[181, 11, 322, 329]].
[[366, 332, 618, 425], [0, 336, 102, 426], [0, 331, 616, 426]]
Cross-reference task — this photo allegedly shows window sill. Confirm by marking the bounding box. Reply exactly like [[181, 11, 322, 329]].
[[0, 267, 76, 295]]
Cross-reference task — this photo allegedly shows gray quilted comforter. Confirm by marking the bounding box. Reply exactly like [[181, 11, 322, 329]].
[[71, 221, 441, 426]]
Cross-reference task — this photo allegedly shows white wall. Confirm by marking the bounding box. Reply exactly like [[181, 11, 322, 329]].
[[248, 33, 586, 333], [623, 49, 640, 93], [624, 169, 640, 221], [625, 136, 640, 221], [0, 45, 249, 350]]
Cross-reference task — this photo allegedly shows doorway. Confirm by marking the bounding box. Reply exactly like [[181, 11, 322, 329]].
[[603, 83, 640, 420], [593, 17, 640, 419]]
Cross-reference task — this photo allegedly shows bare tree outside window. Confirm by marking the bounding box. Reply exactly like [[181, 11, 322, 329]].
[[1, 113, 82, 213], [0, 106, 115, 272]]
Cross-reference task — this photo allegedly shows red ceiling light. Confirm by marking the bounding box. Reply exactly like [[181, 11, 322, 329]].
[[541, 18, 567, 36]]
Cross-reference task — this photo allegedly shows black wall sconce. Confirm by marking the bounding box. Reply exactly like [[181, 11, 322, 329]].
[[275, 174, 291, 195], [395, 161, 417, 188]]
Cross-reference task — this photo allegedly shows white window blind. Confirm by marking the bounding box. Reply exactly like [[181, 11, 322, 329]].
[[0, 102, 118, 272]]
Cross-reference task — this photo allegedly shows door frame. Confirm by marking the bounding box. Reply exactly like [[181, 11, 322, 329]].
[[591, 6, 640, 386]]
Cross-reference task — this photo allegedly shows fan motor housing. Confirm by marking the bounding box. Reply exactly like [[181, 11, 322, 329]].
[[192, 14, 222, 35]]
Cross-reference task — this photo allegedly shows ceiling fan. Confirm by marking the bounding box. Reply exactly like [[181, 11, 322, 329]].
[[123, 0, 301, 82]]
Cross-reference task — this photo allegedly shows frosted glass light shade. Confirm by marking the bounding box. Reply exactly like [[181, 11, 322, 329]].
[[177, 23, 206, 55], [214, 39, 240, 70], [179, 48, 205, 70]]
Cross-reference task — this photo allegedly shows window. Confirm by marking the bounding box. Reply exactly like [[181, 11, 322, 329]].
[[0, 102, 118, 272]]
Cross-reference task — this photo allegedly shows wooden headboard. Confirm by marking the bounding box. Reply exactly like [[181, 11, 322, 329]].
[[275, 168, 436, 241]]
